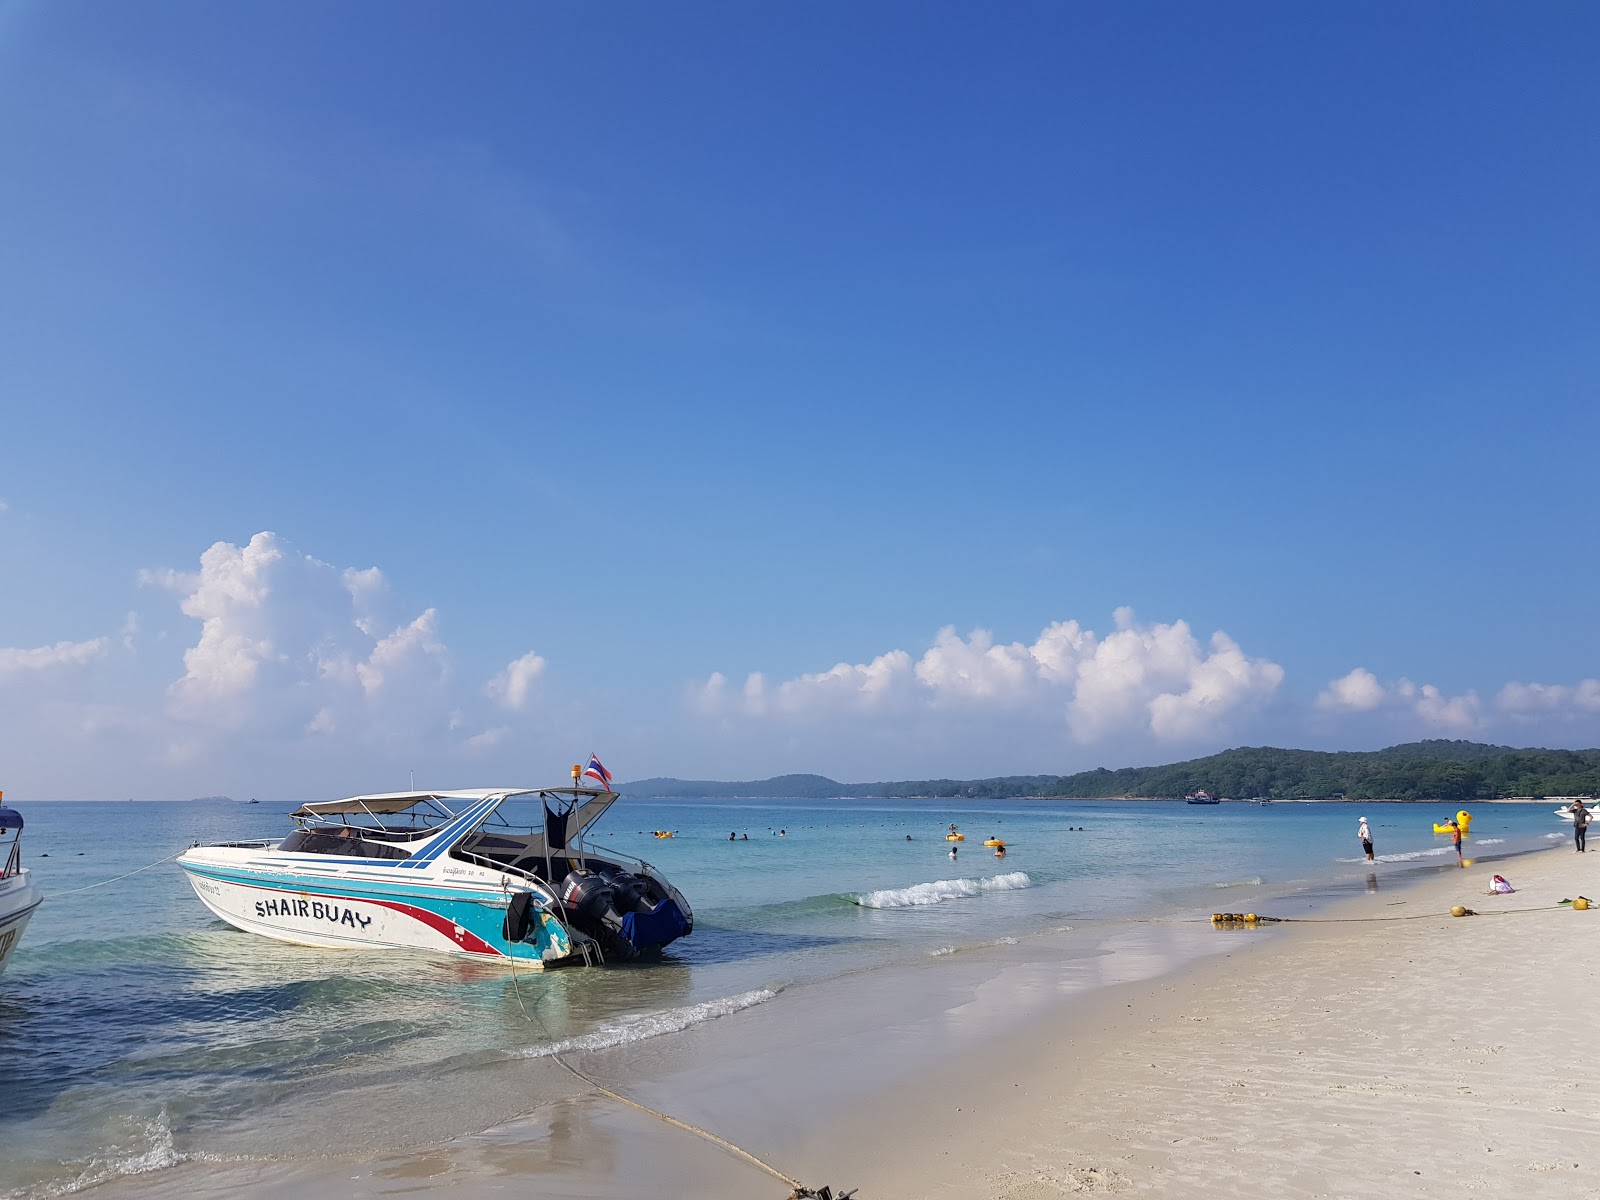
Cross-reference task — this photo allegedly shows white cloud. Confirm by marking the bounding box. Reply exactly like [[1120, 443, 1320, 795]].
[[696, 610, 1284, 745], [487, 652, 547, 711], [1317, 667, 1387, 712], [146, 532, 453, 737], [0, 638, 110, 674], [466, 726, 511, 751], [1410, 683, 1483, 732], [1497, 679, 1600, 719], [1318, 668, 1483, 732], [769, 649, 917, 715]]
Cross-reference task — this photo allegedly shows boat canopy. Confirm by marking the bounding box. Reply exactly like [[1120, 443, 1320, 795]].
[[0, 806, 21, 831], [291, 792, 464, 818], [291, 787, 618, 829]]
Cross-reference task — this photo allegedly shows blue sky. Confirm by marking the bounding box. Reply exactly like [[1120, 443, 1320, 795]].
[[1, 2, 1596, 798]]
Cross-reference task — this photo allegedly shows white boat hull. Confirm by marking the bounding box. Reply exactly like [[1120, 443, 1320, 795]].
[[180, 856, 570, 965], [0, 869, 42, 977]]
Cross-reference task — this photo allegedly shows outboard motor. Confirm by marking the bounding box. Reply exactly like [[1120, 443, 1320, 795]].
[[596, 867, 651, 913], [559, 871, 617, 927], [558, 868, 688, 963]]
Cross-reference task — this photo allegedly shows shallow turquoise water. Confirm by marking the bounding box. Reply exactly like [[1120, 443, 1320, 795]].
[[0, 795, 1567, 1196]]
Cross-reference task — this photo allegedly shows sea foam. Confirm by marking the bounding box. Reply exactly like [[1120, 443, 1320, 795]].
[[853, 871, 1032, 909], [517, 988, 778, 1058], [44, 1110, 191, 1198]]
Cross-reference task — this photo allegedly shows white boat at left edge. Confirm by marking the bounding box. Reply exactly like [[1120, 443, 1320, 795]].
[[0, 798, 43, 975]]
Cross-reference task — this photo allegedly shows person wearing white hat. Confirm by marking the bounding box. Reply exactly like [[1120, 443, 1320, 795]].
[[1358, 816, 1374, 862]]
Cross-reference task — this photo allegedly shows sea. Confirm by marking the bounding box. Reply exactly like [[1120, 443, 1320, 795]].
[[0, 795, 1571, 1198]]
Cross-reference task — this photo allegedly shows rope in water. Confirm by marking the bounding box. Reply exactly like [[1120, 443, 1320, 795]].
[[46, 847, 189, 896], [506, 933, 846, 1200]]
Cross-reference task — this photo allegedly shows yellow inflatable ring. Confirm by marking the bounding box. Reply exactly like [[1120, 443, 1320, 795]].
[[983, 838, 1005, 847], [945, 833, 965, 841]]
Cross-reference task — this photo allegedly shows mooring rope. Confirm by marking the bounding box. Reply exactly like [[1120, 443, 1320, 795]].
[[47, 847, 189, 896], [506, 924, 850, 1199]]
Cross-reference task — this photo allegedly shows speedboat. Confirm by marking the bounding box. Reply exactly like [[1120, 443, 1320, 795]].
[[0, 799, 43, 976], [178, 785, 692, 967]]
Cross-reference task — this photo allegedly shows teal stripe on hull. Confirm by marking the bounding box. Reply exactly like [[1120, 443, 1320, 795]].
[[182, 862, 570, 963]]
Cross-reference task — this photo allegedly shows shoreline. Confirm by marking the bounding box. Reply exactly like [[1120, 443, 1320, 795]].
[[805, 839, 1597, 1199], [79, 831, 1588, 1200]]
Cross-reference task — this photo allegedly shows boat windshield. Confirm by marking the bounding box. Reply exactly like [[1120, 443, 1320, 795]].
[[277, 826, 413, 860]]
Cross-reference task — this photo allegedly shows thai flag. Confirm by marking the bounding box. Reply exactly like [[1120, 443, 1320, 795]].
[[582, 754, 614, 791]]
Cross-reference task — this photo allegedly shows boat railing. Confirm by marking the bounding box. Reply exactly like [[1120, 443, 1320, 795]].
[[448, 847, 561, 904], [3, 837, 19, 880], [204, 838, 280, 849]]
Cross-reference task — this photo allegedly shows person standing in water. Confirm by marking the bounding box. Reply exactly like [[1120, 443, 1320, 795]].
[[949, 844, 958, 860], [1358, 816, 1374, 863], [1449, 819, 1464, 867], [1570, 799, 1590, 853]]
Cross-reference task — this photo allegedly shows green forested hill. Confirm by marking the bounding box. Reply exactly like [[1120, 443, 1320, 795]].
[[624, 741, 1600, 802]]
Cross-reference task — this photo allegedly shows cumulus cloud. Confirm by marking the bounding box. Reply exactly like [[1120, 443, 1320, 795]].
[[1497, 679, 1600, 720], [0, 637, 110, 674], [487, 652, 547, 711], [144, 532, 454, 737], [1317, 667, 1386, 712], [1318, 668, 1483, 732], [696, 609, 1284, 744]]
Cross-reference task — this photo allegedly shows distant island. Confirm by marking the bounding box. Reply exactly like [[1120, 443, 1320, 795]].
[[624, 740, 1600, 803]]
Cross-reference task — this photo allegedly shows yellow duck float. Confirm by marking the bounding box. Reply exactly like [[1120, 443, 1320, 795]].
[[1432, 810, 1472, 835]]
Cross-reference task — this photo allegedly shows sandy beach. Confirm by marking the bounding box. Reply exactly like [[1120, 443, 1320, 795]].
[[88, 838, 1600, 1200], [805, 842, 1599, 1200]]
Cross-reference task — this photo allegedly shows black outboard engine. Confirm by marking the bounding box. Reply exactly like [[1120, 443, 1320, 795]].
[[558, 868, 688, 962], [596, 867, 650, 913], [559, 871, 618, 928]]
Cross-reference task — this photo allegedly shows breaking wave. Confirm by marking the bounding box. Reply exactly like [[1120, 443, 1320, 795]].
[[34, 1110, 194, 1197], [517, 988, 778, 1058], [853, 872, 1032, 909], [1212, 876, 1263, 889]]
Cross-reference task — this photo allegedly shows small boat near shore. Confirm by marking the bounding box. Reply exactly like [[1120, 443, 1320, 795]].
[[178, 784, 692, 967], [1184, 791, 1220, 805], [0, 798, 43, 976]]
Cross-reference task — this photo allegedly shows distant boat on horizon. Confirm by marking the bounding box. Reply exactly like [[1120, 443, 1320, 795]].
[[1184, 790, 1220, 805]]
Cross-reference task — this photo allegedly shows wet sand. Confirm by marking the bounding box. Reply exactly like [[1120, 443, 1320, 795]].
[[93, 844, 1596, 1200]]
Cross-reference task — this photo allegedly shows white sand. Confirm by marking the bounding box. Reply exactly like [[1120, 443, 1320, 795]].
[[803, 844, 1600, 1199]]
